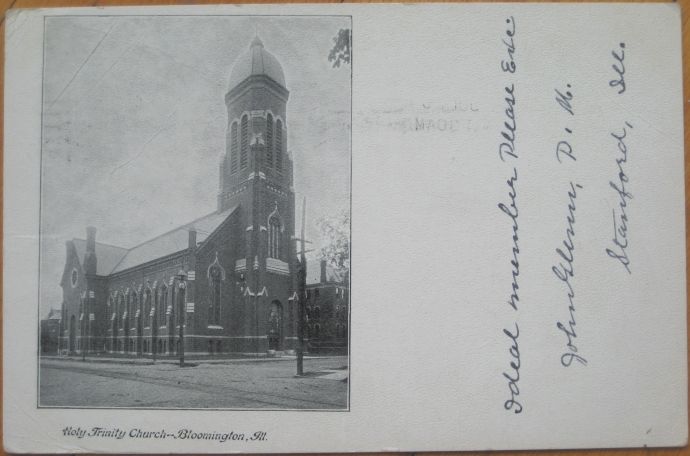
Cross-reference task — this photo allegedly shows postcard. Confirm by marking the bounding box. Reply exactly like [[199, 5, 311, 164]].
[[3, 3, 686, 453]]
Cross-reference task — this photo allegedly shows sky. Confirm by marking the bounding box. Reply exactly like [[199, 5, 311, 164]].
[[39, 15, 351, 317]]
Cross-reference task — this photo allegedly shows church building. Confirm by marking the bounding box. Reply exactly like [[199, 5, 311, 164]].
[[58, 36, 301, 356]]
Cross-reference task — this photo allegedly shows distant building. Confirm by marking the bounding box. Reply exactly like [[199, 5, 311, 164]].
[[305, 260, 348, 354], [57, 36, 315, 357], [40, 308, 62, 355]]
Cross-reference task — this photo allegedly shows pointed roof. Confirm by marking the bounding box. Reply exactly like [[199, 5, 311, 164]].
[[251, 35, 263, 48]]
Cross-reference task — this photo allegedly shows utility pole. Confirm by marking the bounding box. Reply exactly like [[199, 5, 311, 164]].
[[82, 293, 87, 362], [296, 198, 307, 376], [57, 312, 61, 356], [152, 302, 157, 363], [255, 291, 259, 357], [177, 270, 187, 367]]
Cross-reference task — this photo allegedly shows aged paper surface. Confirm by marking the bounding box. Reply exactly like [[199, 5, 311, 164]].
[[3, 3, 687, 453]]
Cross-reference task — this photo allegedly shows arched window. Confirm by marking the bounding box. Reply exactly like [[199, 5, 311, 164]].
[[266, 114, 274, 168], [171, 286, 177, 328], [268, 216, 281, 259], [230, 121, 239, 173], [111, 295, 118, 327], [131, 291, 139, 328], [314, 323, 320, 338], [153, 289, 159, 328], [207, 254, 226, 326], [275, 119, 283, 172], [209, 265, 222, 325], [111, 296, 118, 352], [121, 294, 129, 349], [144, 289, 152, 325], [314, 306, 321, 320], [159, 285, 168, 327], [240, 114, 249, 169]]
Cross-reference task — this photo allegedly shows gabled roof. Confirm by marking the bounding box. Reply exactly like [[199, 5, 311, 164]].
[[69, 206, 238, 277], [72, 239, 128, 276], [111, 205, 238, 274]]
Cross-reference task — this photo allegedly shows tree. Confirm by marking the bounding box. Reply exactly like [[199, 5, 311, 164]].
[[316, 209, 350, 273], [328, 28, 351, 68]]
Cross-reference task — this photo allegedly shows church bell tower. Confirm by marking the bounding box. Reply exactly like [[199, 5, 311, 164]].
[[218, 36, 297, 351]]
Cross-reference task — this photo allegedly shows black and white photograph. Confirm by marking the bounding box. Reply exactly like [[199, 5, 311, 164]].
[[37, 14, 351, 410], [4, 3, 687, 453]]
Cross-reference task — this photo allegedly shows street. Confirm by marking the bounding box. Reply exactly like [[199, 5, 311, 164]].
[[39, 356, 348, 409]]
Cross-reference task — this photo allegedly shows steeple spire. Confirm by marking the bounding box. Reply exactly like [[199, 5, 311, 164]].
[[251, 26, 263, 49]]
